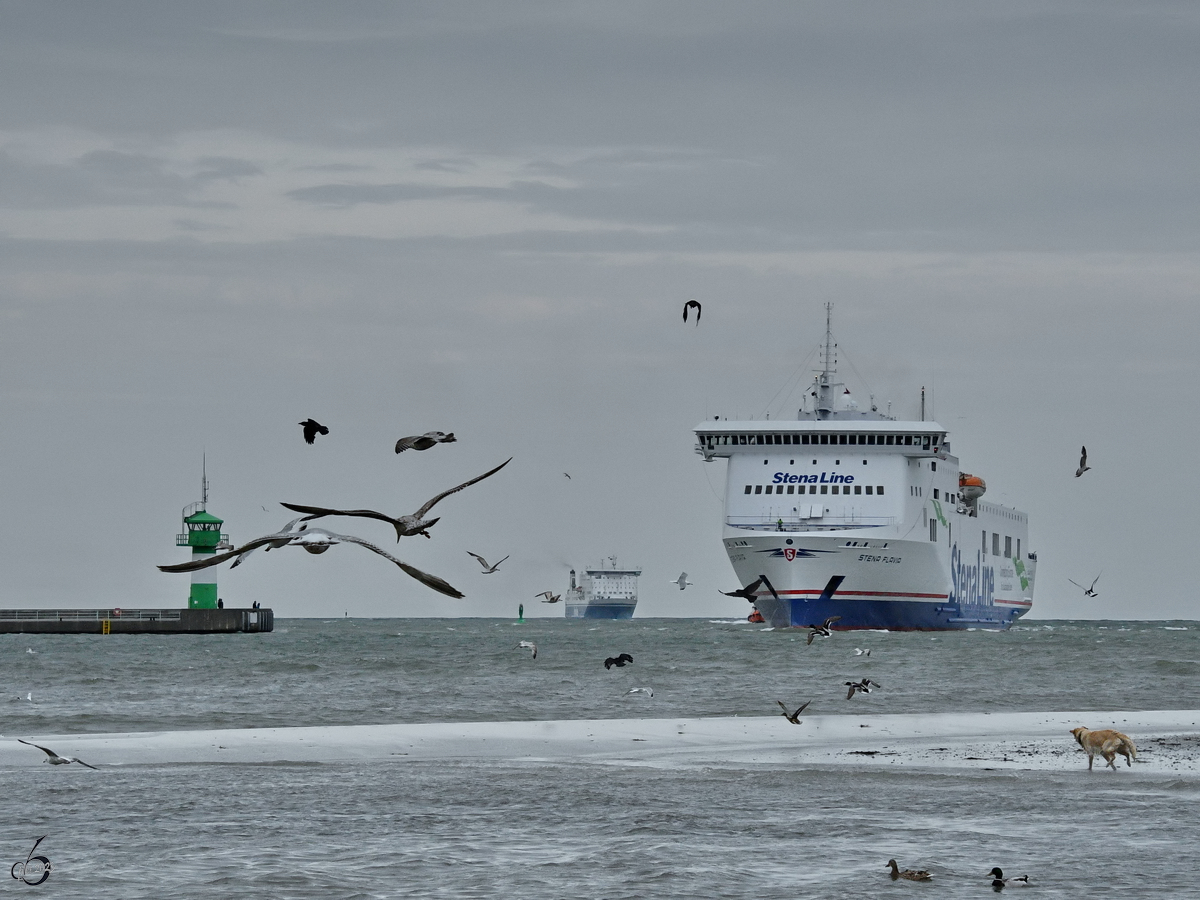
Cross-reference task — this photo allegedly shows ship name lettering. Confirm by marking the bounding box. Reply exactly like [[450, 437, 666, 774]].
[[772, 472, 855, 485]]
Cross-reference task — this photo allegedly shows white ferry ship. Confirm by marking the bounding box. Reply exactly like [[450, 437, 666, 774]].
[[694, 306, 1036, 631], [565, 559, 641, 619]]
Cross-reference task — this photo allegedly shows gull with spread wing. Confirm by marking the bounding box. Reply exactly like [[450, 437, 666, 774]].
[[281, 458, 511, 541], [157, 527, 463, 598]]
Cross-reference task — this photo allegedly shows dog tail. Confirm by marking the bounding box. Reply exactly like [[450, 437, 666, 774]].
[[1120, 736, 1138, 760]]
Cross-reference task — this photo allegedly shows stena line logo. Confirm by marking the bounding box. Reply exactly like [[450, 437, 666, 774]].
[[950, 543, 995, 605], [773, 472, 854, 484]]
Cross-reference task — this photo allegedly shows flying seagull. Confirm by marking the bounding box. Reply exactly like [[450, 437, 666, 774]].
[[563, 472, 571, 480], [845, 678, 882, 700], [806, 616, 842, 645], [682, 298, 701, 324], [536, 591, 561, 603], [670, 572, 693, 590], [395, 431, 456, 453], [157, 527, 464, 598], [1068, 573, 1101, 598], [231, 516, 306, 569], [467, 551, 509, 574], [626, 687, 654, 697], [299, 419, 329, 445], [721, 575, 781, 603], [776, 700, 811, 724], [604, 653, 634, 669], [282, 458, 512, 542], [515, 640, 537, 659], [853, 647, 871, 656], [1075, 446, 1091, 477], [18, 739, 98, 769]]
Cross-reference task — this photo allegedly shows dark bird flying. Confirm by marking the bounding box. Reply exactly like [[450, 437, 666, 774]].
[[299, 419, 329, 444], [682, 298, 702, 324], [604, 653, 634, 669]]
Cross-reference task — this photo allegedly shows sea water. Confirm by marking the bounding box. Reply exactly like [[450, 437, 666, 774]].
[[2, 618, 1198, 898]]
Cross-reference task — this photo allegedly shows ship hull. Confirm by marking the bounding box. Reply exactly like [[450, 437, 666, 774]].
[[728, 532, 1032, 632], [564, 602, 636, 620]]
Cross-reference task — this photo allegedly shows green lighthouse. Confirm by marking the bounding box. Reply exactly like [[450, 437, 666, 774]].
[[175, 460, 231, 609]]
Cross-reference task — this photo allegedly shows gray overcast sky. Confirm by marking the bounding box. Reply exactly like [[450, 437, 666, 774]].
[[1, 2, 1197, 619]]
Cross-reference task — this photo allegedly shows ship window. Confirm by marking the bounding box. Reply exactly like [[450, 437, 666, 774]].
[[809, 485, 817, 494], [839, 434, 847, 444], [1017, 538, 1021, 558], [905, 435, 913, 445], [756, 435, 765, 445], [831, 485, 838, 494], [924, 436, 931, 449], [992, 532, 1000, 556], [783, 434, 791, 444], [931, 462, 937, 472], [755, 485, 763, 494], [933, 489, 939, 499], [820, 485, 828, 494], [866, 485, 873, 495], [877, 485, 884, 495], [867, 435, 875, 444], [930, 519, 938, 542], [801, 434, 809, 444], [854, 485, 862, 494], [1004, 536, 1012, 557], [820, 434, 828, 444], [786, 485, 794, 494], [886, 435, 894, 445], [744, 485, 751, 494]]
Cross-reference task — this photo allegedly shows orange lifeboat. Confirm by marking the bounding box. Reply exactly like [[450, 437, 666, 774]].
[[747, 609, 765, 624], [958, 473, 986, 503]]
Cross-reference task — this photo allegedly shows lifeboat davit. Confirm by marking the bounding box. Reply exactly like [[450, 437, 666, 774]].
[[958, 473, 986, 502]]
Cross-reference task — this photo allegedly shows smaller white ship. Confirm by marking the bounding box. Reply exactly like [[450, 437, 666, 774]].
[[565, 557, 641, 619]]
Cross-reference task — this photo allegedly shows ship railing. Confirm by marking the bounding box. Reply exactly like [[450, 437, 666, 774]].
[[0, 609, 185, 621], [725, 516, 896, 530]]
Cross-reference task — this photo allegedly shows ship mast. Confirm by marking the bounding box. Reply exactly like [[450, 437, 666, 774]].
[[816, 302, 836, 420]]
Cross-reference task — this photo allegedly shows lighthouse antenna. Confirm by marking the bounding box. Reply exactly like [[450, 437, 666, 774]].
[[202, 454, 209, 510]]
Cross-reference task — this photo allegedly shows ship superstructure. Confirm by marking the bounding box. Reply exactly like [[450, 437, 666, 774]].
[[565, 558, 641, 620], [694, 306, 1035, 630]]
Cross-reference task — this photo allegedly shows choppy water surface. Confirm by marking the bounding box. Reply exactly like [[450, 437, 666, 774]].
[[3, 618, 1198, 898]]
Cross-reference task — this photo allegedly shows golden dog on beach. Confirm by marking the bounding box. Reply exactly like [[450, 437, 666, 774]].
[[1070, 726, 1137, 771]]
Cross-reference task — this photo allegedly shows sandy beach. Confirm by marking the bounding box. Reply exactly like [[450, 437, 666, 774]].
[[6, 709, 1199, 774]]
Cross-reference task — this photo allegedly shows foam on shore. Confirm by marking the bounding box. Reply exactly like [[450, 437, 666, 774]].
[[5, 710, 1200, 774]]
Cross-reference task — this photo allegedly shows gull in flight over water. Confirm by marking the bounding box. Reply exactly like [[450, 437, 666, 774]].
[[299, 419, 329, 445], [1075, 445, 1091, 477], [682, 299, 701, 324], [395, 431, 456, 453], [515, 640, 537, 659], [157, 528, 463, 598], [1068, 573, 1101, 598], [776, 700, 811, 724], [282, 458, 512, 541], [231, 517, 307, 569], [806, 616, 842, 645], [854, 647, 871, 656], [536, 591, 561, 604], [626, 687, 654, 697], [721, 575, 781, 603], [467, 552, 509, 574], [845, 678, 882, 699], [18, 739, 98, 769], [670, 572, 693, 590]]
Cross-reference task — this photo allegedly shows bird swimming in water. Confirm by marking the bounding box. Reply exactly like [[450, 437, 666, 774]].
[[721, 575, 780, 603], [682, 299, 701, 324], [886, 860, 932, 881], [395, 431, 456, 453], [1075, 445, 1091, 477], [604, 653, 634, 669], [776, 700, 811, 724], [806, 616, 842, 645], [467, 551, 509, 574], [515, 640, 537, 659], [157, 527, 464, 598], [536, 591, 561, 603], [670, 572, 693, 590], [18, 739, 98, 769], [845, 678, 882, 699], [988, 867, 1030, 888], [281, 458, 511, 542], [299, 419, 329, 444], [1068, 573, 1100, 597]]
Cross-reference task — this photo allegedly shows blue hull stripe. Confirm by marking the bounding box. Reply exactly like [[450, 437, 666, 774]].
[[781, 597, 1027, 631]]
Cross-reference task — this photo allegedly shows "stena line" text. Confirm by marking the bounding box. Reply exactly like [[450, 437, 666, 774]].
[[772, 472, 855, 484]]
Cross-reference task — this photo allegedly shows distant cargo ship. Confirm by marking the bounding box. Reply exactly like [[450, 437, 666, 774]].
[[694, 305, 1036, 631], [565, 558, 641, 619]]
